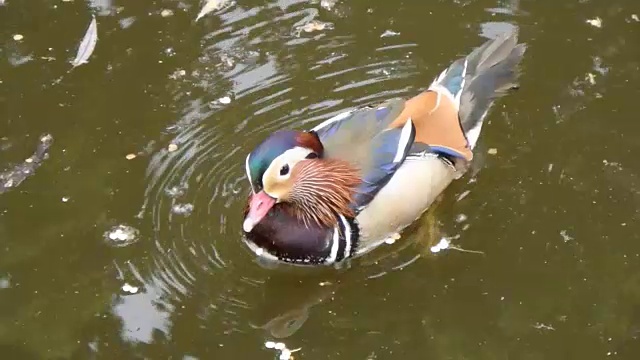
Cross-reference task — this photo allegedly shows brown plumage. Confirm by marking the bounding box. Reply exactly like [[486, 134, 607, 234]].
[[287, 159, 360, 228], [295, 131, 324, 155], [390, 91, 473, 160], [243, 29, 527, 265]]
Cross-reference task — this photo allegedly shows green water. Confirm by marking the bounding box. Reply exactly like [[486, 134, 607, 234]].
[[1, 0, 639, 359]]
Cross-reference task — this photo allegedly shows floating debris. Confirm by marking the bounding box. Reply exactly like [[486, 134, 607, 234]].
[[119, 16, 136, 30], [13, 34, 24, 41], [160, 9, 174, 17], [195, 0, 233, 21], [487, 148, 498, 155], [169, 69, 187, 79], [456, 189, 471, 202], [167, 143, 178, 152], [299, 20, 334, 33], [0, 275, 10, 289], [71, 16, 98, 67], [265, 341, 300, 360], [430, 237, 485, 255], [455, 213, 468, 223], [218, 96, 232, 104], [125, 153, 137, 160], [0, 134, 53, 194], [165, 183, 188, 198], [61, 196, 70, 202], [632, 14, 639, 22], [121, 283, 139, 294], [430, 238, 450, 253], [560, 230, 574, 242], [586, 72, 596, 85], [533, 323, 556, 331], [320, 0, 337, 11], [171, 203, 194, 216], [381, 30, 400, 38], [104, 225, 140, 247], [585, 17, 602, 28]]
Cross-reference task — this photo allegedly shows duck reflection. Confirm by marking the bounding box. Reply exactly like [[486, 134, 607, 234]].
[[247, 202, 446, 338]]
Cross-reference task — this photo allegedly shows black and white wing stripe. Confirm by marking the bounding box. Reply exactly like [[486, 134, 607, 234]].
[[324, 214, 360, 265]]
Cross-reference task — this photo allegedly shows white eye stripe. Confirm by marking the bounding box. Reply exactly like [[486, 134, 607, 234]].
[[262, 146, 314, 189]]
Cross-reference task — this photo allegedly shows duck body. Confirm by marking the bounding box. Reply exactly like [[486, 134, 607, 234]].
[[242, 30, 527, 266]]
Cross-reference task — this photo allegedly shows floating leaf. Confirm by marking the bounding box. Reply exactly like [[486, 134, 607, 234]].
[[71, 16, 98, 67], [195, 0, 231, 21], [487, 148, 498, 155]]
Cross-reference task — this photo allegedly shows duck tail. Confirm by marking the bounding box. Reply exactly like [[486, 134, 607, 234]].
[[428, 28, 527, 149]]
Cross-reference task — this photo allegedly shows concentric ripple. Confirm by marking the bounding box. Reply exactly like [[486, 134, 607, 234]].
[[111, 0, 465, 343]]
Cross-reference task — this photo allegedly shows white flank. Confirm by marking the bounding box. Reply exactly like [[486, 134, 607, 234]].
[[393, 118, 413, 163]]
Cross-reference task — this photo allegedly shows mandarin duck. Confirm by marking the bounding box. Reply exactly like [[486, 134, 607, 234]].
[[242, 29, 526, 266]]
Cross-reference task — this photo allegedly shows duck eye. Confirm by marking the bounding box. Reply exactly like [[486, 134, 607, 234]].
[[305, 152, 318, 159], [279, 164, 290, 176]]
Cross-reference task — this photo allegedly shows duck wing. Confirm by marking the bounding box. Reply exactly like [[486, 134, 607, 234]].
[[310, 98, 416, 210]]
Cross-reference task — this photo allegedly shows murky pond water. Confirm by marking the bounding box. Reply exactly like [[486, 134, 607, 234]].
[[1, 0, 639, 359]]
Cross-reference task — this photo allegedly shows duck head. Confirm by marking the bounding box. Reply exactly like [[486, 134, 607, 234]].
[[243, 130, 359, 233]]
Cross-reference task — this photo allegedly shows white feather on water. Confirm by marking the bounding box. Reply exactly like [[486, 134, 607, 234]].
[[195, 0, 233, 21], [71, 16, 98, 67]]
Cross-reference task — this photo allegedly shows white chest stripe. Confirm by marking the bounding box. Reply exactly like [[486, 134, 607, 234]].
[[338, 214, 352, 258], [326, 225, 341, 264]]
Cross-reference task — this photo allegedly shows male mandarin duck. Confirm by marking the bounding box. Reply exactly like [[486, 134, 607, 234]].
[[242, 29, 527, 266]]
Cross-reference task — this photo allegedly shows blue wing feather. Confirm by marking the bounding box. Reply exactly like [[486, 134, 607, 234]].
[[430, 145, 468, 160], [435, 58, 467, 100], [310, 99, 416, 211], [352, 119, 415, 209]]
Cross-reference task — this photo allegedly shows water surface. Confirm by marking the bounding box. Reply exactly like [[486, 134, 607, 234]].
[[1, 0, 639, 359]]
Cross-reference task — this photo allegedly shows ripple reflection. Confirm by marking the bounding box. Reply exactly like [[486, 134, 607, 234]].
[[124, 0, 446, 342]]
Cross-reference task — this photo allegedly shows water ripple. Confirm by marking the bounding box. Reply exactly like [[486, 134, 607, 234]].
[[130, 0, 435, 327]]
